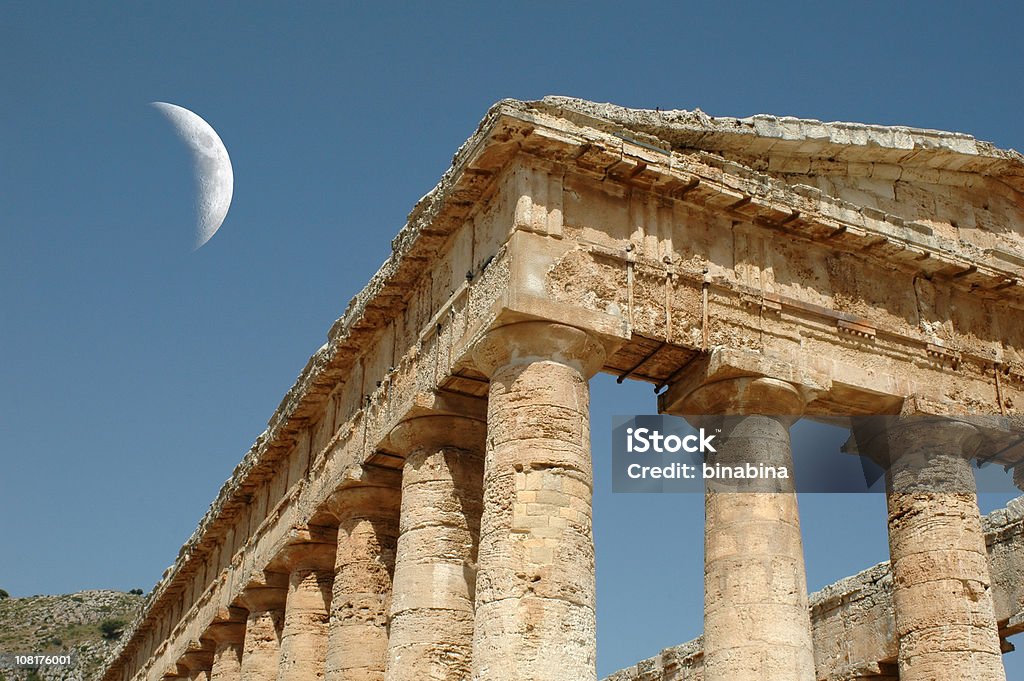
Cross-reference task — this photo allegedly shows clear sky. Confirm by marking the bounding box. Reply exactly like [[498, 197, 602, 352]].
[[2, 3, 1022, 677]]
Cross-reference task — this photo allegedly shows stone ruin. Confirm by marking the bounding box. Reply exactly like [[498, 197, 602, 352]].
[[98, 97, 1024, 681]]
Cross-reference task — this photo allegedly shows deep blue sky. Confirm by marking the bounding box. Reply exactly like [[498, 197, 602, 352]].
[[2, 3, 1022, 677]]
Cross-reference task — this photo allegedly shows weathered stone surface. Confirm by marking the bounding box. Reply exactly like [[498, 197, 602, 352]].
[[209, 642, 242, 681], [325, 487, 401, 681], [673, 377, 815, 681], [470, 322, 607, 681], [275, 543, 334, 681], [237, 584, 286, 681], [180, 650, 212, 681], [986, 496, 1024, 632], [202, 609, 246, 681], [385, 415, 485, 681], [880, 420, 1005, 681]]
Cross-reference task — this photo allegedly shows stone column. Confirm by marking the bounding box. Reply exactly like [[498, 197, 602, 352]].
[[276, 541, 336, 681], [469, 321, 606, 681], [385, 415, 486, 681], [679, 377, 815, 681], [325, 485, 402, 681], [205, 613, 246, 681], [875, 417, 1006, 681], [238, 578, 287, 681]]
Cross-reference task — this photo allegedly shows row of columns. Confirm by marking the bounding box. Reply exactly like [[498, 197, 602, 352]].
[[187, 487, 403, 681], [673, 376, 1008, 681], [165, 321, 596, 681], [163, 320, 1008, 681]]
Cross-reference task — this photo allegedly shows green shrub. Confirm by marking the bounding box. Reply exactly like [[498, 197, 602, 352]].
[[128, 588, 144, 596], [100, 618, 127, 640], [0, 588, 9, 599]]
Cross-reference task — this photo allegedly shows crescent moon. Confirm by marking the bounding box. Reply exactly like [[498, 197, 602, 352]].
[[151, 102, 234, 250]]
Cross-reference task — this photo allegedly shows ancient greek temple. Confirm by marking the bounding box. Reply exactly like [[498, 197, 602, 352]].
[[99, 98, 1024, 681]]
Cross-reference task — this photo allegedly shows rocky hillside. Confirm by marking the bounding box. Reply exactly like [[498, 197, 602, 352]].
[[0, 591, 144, 681]]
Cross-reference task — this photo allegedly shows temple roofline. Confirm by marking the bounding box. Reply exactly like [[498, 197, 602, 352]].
[[528, 95, 1024, 184]]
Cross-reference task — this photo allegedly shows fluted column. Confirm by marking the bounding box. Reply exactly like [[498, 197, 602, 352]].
[[870, 417, 1006, 681], [469, 321, 606, 681], [205, 612, 246, 681], [678, 377, 815, 681], [238, 578, 287, 681], [276, 541, 336, 681], [325, 485, 402, 681], [385, 415, 486, 681]]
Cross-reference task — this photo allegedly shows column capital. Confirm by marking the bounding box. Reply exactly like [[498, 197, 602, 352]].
[[236, 581, 287, 613], [278, 542, 337, 573], [203, 620, 246, 646], [402, 390, 487, 422], [853, 414, 982, 455], [675, 376, 808, 417], [859, 416, 983, 495], [179, 649, 214, 673], [659, 347, 830, 416], [322, 483, 402, 524], [161, 663, 191, 681], [471, 321, 606, 378], [389, 414, 486, 454], [268, 527, 338, 573], [210, 605, 248, 624]]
